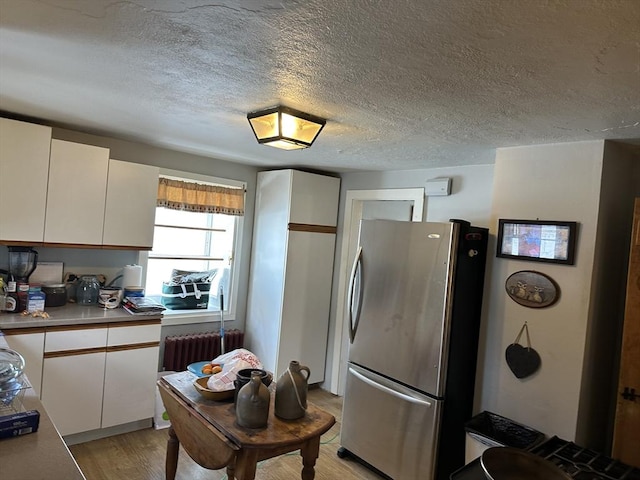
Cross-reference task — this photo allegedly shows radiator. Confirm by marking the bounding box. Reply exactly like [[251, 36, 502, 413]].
[[163, 329, 244, 372]]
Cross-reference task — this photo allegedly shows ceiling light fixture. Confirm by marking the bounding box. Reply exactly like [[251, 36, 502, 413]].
[[247, 106, 326, 150]]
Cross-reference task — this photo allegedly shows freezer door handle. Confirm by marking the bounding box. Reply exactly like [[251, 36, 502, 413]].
[[347, 245, 363, 343], [348, 367, 433, 407]]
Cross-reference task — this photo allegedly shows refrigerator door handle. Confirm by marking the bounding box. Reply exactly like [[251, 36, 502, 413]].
[[349, 367, 433, 407], [347, 246, 363, 343]]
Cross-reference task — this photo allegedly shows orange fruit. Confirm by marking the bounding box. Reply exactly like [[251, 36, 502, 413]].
[[211, 365, 222, 374]]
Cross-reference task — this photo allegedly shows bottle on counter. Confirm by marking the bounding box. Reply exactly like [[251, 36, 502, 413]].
[[17, 283, 29, 312], [0, 277, 5, 311]]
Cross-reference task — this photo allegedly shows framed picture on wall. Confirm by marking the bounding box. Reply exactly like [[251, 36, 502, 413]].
[[496, 219, 578, 265]]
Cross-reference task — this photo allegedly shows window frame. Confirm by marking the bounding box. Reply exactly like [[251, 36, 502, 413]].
[[138, 168, 245, 321]]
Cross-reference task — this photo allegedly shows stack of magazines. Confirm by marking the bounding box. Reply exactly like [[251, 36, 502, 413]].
[[122, 296, 166, 315]]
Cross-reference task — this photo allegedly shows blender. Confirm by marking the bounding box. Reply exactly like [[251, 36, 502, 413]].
[[7, 247, 39, 284]]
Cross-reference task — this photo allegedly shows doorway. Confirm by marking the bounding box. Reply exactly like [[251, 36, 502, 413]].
[[329, 188, 424, 395]]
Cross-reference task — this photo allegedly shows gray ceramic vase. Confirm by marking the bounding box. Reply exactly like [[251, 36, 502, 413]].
[[235, 371, 270, 429], [274, 360, 310, 420]]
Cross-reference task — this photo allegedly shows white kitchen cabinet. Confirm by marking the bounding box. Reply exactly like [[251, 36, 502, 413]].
[[44, 139, 110, 245], [1, 118, 158, 249], [246, 169, 340, 384], [42, 351, 106, 436], [102, 159, 159, 249], [39, 321, 160, 437], [0, 118, 52, 242], [101, 323, 161, 428], [3, 328, 45, 397], [41, 325, 108, 436]]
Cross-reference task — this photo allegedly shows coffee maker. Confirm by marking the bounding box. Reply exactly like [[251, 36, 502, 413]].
[[6, 246, 39, 284]]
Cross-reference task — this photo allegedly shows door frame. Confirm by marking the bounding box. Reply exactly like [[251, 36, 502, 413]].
[[329, 188, 424, 395]]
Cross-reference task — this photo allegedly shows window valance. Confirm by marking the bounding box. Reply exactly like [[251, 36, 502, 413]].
[[157, 177, 245, 216]]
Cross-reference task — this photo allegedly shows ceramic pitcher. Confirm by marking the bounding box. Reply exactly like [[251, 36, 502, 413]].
[[235, 371, 270, 429], [274, 360, 310, 420]]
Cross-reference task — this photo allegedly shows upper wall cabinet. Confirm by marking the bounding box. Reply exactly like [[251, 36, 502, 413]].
[[0, 117, 159, 249], [0, 118, 52, 242], [44, 139, 110, 245], [289, 170, 341, 225], [103, 159, 159, 249]]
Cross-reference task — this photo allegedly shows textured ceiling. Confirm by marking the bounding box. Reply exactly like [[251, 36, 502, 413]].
[[1, 0, 639, 172]]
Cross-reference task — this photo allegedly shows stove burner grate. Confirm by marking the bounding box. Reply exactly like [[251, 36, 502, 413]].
[[529, 436, 640, 480]]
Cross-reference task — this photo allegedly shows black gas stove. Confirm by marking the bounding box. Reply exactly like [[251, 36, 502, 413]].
[[450, 436, 640, 480]]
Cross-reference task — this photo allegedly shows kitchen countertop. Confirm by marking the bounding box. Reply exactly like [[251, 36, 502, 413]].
[[0, 335, 86, 480], [0, 303, 163, 329], [0, 303, 162, 479]]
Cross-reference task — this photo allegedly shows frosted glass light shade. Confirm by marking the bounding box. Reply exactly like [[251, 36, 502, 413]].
[[247, 106, 326, 150]]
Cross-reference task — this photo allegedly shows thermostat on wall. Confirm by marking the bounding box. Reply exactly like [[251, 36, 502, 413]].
[[426, 178, 451, 196]]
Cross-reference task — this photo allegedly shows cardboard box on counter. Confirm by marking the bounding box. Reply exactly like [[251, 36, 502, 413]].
[[0, 410, 40, 439]]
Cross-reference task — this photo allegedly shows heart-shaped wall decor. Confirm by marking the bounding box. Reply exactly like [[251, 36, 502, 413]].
[[505, 343, 541, 379]]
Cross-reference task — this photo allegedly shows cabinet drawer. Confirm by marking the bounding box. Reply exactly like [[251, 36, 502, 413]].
[[45, 326, 108, 352], [107, 322, 161, 347]]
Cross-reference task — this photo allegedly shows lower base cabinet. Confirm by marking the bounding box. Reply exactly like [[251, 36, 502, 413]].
[[42, 351, 106, 436], [3, 329, 45, 397], [39, 321, 161, 437], [102, 345, 159, 428]]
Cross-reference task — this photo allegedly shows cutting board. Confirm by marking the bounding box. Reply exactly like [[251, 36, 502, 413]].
[[30, 262, 64, 284]]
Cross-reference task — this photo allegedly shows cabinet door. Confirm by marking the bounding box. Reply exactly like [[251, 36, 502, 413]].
[[0, 118, 51, 242], [102, 321, 160, 428], [103, 159, 159, 249], [290, 170, 340, 226], [3, 330, 45, 397], [44, 139, 109, 245], [41, 352, 106, 436], [280, 230, 336, 384], [102, 345, 159, 428]]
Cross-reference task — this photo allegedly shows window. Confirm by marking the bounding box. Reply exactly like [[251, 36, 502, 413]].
[[143, 170, 245, 315]]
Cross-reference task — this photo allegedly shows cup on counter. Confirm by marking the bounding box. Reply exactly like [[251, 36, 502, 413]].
[[123, 286, 144, 300], [98, 287, 123, 309]]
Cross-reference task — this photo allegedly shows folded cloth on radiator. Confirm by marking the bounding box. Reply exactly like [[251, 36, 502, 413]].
[[206, 349, 262, 392]]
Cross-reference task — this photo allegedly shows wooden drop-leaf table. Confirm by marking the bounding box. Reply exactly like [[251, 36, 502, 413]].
[[158, 372, 336, 480]]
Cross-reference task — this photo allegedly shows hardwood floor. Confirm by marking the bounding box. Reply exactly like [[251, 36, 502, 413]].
[[70, 388, 385, 480]]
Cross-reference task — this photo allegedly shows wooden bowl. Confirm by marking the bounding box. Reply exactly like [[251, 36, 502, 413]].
[[193, 376, 234, 401]]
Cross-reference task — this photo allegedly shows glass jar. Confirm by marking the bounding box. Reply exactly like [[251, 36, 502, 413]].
[[76, 276, 100, 305]]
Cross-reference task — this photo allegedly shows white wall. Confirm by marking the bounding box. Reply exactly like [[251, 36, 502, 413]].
[[477, 141, 606, 442], [323, 164, 495, 390], [336, 165, 495, 226]]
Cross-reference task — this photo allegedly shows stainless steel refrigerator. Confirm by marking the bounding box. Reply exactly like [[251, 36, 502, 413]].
[[338, 219, 488, 480]]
